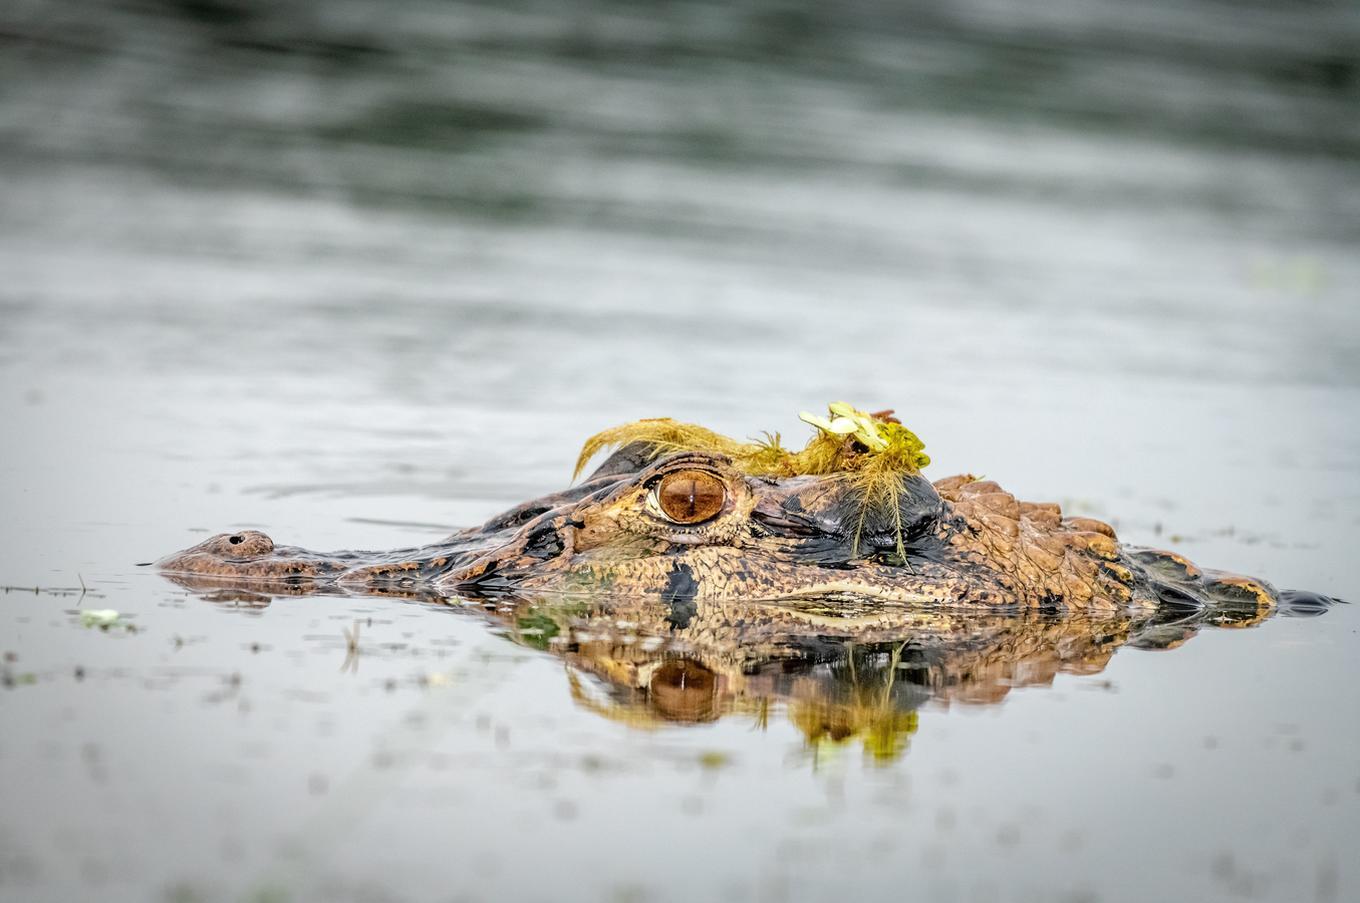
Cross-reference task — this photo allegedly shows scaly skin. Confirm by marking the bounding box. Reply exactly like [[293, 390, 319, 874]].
[[159, 444, 1282, 625]]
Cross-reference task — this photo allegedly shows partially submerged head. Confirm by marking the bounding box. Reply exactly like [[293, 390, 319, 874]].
[[157, 403, 1277, 623]]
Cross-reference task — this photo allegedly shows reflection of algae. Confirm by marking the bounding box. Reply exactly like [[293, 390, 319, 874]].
[[788, 643, 921, 765], [514, 611, 561, 650], [509, 599, 589, 651], [792, 704, 919, 764]]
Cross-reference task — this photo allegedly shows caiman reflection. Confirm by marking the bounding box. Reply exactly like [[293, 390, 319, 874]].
[[176, 582, 1328, 764], [158, 405, 1339, 761]]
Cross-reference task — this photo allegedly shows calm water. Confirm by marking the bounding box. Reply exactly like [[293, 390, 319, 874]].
[[2, 1, 1359, 901]]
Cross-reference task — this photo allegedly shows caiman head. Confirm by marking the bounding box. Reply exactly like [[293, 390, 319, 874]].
[[158, 403, 1296, 625]]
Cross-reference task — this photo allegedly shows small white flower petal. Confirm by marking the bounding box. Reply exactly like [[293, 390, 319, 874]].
[[828, 401, 858, 417], [799, 412, 836, 433], [826, 417, 859, 434]]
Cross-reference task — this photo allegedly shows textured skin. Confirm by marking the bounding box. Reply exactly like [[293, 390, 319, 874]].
[[158, 445, 1281, 627]]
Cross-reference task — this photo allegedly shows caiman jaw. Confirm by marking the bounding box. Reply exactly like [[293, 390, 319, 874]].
[[156, 531, 346, 586]]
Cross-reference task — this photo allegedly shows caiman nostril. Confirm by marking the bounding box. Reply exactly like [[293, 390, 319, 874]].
[[213, 531, 273, 556]]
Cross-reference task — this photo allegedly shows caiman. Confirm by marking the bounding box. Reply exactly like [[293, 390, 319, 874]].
[[159, 403, 1325, 621], [158, 403, 1338, 760]]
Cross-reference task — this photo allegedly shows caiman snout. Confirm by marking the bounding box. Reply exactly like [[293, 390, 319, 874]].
[[157, 529, 350, 587], [213, 531, 275, 557], [158, 530, 277, 567], [156, 524, 525, 593]]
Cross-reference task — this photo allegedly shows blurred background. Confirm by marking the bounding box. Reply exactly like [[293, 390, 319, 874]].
[[2, 2, 1359, 902], [4, 0, 1358, 523], [4, 0, 1360, 577]]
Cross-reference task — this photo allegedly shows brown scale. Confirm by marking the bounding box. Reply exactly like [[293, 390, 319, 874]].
[[936, 478, 1280, 624]]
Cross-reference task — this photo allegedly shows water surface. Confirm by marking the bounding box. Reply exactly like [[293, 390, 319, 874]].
[[1, 1, 1359, 901]]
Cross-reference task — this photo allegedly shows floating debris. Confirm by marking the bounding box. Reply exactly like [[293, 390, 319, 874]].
[[79, 609, 132, 631]]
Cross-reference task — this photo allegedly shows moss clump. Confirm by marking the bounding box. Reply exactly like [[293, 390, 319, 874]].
[[574, 402, 931, 557]]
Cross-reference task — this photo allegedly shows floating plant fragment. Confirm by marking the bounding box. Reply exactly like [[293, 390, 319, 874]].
[[78, 609, 135, 632]]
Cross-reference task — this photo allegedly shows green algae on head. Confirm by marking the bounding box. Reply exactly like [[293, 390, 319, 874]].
[[574, 402, 932, 558], [573, 402, 929, 480], [798, 402, 929, 467]]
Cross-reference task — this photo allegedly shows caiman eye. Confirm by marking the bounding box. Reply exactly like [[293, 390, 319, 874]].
[[652, 469, 726, 525]]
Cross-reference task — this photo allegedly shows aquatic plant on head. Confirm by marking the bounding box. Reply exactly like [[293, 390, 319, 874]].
[[574, 402, 931, 557]]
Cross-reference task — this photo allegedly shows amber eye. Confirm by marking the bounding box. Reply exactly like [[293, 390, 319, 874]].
[[655, 469, 727, 524]]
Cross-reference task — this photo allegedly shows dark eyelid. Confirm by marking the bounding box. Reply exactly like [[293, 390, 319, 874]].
[[645, 451, 730, 476], [644, 464, 726, 491]]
